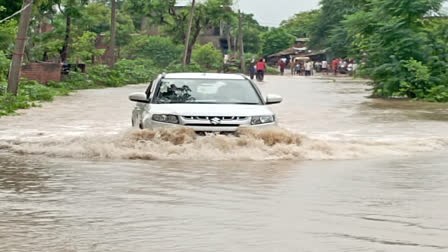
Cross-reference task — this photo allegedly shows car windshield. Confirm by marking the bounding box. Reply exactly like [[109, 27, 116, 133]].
[[153, 79, 262, 104]]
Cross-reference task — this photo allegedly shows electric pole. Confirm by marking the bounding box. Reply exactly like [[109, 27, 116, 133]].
[[7, 0, 34, 95], [238, 10, 245, 73], [183, 0, 196, 67]]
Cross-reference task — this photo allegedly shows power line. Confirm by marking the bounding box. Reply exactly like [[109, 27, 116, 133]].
[[0, 1, 33, 24]]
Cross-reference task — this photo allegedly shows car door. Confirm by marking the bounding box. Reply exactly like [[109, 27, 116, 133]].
[[134, 76, 161, 128]]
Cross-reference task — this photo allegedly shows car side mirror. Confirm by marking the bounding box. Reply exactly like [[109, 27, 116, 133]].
[[266, 94, 283, 105], [129, 92, 149, 103]]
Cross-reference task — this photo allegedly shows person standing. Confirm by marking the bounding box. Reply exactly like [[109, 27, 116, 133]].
[[305, 61, 312, 76], [322, 60, 328, 75], [332, 58, 340, 76], [249, 64, 256, 80], [290, 60, 297, 75], [279, 59, 285, 76], [256, 58, 266, 81]]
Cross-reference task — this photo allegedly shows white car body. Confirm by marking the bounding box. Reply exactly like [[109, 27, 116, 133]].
[[129, 73, 282, 133]]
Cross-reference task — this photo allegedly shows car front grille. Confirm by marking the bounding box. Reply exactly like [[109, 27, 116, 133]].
[[181, 116, 248, 121]]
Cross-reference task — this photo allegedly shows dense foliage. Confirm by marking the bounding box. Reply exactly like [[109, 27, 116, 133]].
[[342, 0, 447, 101], [0, 58, 158, 116], [260, 28, 295, 57], [121, 36, 183, 67], [192, 43, 223, 70]]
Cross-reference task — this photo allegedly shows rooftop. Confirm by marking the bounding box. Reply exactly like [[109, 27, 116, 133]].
[[164, 73, 246, 80]]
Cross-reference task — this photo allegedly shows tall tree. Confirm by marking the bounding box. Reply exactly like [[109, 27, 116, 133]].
[[183, 0, 196, 66], [7, 0, 34, 95], [56, 0, 88, 63], [106, 0, 116, 67], [166, 0, 233, 64]]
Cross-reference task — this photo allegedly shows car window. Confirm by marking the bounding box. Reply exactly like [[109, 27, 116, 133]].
[[153, 79, 262, 104]]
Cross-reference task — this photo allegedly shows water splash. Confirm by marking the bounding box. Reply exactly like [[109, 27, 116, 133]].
[[0, 127, 447, 161]]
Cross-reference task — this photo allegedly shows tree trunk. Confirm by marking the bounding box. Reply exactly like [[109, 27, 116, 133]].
[[141, 16, 148, 33], [7, 0, 34, 96], [107, 0, 117, 68], [226, 22, 231, 53], [238, 10, 245, 73], [60, 14, 71, 63], [185, 19, 201, 65], [183, 0, 196, 66]]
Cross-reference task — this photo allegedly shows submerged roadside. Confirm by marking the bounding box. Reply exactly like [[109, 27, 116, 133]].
[[0, 59, 158, 117]]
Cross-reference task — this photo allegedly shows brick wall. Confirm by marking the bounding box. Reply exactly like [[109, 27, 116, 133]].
[[21, 63, 62, 84]]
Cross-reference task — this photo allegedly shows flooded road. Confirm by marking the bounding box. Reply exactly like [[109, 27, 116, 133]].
[[1, 75, 448, 251]]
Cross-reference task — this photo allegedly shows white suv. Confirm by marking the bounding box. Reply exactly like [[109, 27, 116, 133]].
[[129, 73, 282, 133]]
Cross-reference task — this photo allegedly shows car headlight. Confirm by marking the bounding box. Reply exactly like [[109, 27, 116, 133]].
[[251, 115, 275, 125], [152, 114, 179, 124]]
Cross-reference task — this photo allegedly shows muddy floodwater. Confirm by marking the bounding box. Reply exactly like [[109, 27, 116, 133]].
[[1, 75, 447, 251]]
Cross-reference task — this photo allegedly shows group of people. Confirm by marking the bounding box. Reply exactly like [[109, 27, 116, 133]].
[[288, 60, 314, 76], [248, 57, 359, 80], [325, 58, 358, 76], [276, 58, 358, 77], [249, 58, 267, 81]]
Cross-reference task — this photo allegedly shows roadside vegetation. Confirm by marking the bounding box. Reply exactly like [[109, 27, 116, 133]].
[[279, 0, 448, 102], [1, 0, 448, 117], [0, 0, 268, 116]]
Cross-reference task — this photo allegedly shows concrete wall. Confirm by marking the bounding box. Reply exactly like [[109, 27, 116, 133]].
[[21, 63, 62, 84]]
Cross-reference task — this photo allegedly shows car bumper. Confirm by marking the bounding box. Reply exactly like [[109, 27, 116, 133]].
[[146, 121, 276, 132]]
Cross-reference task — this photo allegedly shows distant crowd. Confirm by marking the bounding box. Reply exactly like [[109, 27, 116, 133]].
[[277, 57, 359, 77], [247, 57, 359, 82]]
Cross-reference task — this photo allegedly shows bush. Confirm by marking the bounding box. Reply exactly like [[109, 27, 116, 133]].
[[114, 58, 158, 83], [165, 61, 205, 73], [192, 43, 223, 70], [0, 50, 10, 82], [87, 65, 122, 87], [266, 66, 280, 75], [122, 36, 183, 67], [0, 93, 32, 116], [19, 79, 54, 101]]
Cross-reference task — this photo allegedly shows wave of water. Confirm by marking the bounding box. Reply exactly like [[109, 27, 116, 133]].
[[1, 127, 447, 161]]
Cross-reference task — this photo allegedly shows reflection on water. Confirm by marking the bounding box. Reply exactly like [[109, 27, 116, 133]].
[[0, 76, 448, 251]]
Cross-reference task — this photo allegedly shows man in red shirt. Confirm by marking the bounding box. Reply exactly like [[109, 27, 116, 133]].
[[256, 58, 266, 81], [279, 59, 285, 76], [332, 58, 340, 76]]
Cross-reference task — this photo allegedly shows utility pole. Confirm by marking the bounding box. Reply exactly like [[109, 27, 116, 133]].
[[183, 0, 196, 67], [107, 0, 117, 68], [238, 10, 245, 73], [7, 0, 34, 95]]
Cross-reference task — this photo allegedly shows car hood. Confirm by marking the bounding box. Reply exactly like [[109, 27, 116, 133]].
[[149, 104, 274, 116]]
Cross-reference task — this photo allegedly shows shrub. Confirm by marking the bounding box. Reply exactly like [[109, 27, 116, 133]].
[[87, 64, 122, 87], [0, 50, 10, 82], [114, 58, 158, 83], [192, 43, 223, 70], [165, 61, 205, 73], [122, 36, 183, 67]]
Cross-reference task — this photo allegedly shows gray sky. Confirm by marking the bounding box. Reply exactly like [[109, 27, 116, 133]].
[[236, 0, 321, 27], [177, 0, 321, 27]]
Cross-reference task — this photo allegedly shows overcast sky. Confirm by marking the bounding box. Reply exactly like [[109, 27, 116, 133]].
[[177, 0, 321, 27], [237, 0, 321, 27]]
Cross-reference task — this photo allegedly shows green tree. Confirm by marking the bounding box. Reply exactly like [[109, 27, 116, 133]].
[[164, 0, 233, 64], [121, 35, 183, 67], [192, 42, 223, 70], [344, 0, 444, 98], [280, 10, 320, 38], [0, 14, 17, 52], [70, 31, 105, 63], [260, 28, 295, 56]]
